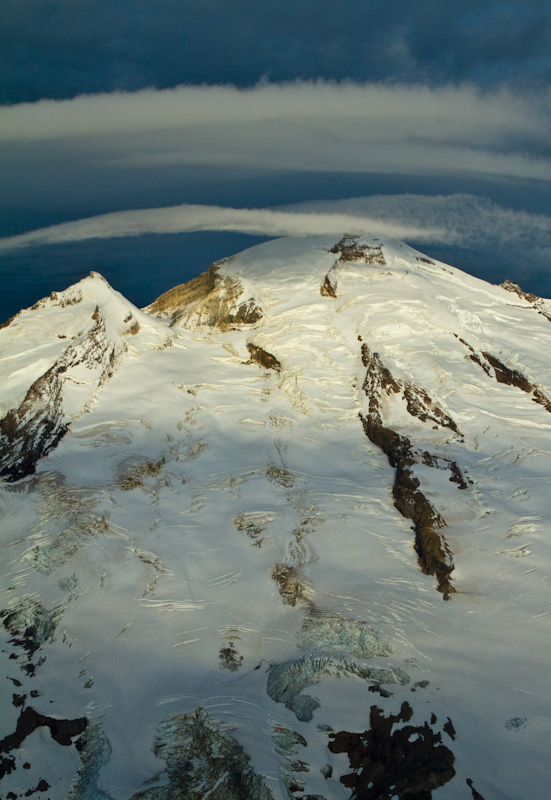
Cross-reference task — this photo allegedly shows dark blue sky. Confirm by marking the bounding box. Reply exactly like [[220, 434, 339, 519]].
[[1, 1, 550, 320], [2, 0, 550, 101]]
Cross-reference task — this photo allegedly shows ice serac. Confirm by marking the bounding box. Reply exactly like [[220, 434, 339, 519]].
[[1, 235, 551, 800]]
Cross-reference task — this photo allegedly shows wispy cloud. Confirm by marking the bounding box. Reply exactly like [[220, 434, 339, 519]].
[[281, 194, 551, 249], [1, 82, 549, 181], [0, 194, 548, 257], [0, 203, 444, 252], [1, 82, 548, 306]]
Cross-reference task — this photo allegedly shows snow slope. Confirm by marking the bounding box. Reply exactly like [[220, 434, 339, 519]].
[[1, 235, 551, 799]]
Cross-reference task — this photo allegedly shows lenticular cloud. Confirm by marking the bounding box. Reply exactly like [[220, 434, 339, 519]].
[[0, 81, 549, 182], [0, 195, 548, 256], [0, 203, 444, 252]]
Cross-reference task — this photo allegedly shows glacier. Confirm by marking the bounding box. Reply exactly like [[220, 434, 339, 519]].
[[1, 234, 551, 799]]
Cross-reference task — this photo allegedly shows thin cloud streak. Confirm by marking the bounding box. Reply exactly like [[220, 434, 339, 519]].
[[124, 141, 551, 182], [0, 82, 547, 143], [0, 204, 445, 253], [280, 194, 551, 249], [1, 195, 549, 257], [1, 81, 549, 182]]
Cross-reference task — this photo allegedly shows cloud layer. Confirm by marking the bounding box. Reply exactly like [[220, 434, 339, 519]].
[[1, 82, 549, 183], [0, 203, 444, 252], [1, 194, 548, 257], [281, 194, 551, 250], [1, 80, 549, 314]]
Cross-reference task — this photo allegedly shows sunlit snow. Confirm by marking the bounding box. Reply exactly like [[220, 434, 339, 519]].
[[1, 235, 550, 799]]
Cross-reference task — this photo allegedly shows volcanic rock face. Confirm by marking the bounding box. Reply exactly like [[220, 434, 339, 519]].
[[146, 260, 263, 328], [358, 343, 462, 598], [0, 308, 120, 481], [1, 235, 551, 799], [321, 234, 386, 298], [501, 277, 551, 323], [455, 336, 551, 413], [329, 702, 456, 799], [0, 273, 161, 481]]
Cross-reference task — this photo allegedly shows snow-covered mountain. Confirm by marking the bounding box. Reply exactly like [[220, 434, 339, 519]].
[[1, 235, 550, 800]]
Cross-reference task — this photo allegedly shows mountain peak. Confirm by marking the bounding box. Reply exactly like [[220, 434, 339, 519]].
[[1, 235, 550, 799]]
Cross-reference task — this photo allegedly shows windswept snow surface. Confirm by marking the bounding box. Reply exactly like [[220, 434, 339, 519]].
[[1, 235, 551, 799]]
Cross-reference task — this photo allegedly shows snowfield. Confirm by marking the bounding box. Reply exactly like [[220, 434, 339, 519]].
[[1, 234, 550, 799]]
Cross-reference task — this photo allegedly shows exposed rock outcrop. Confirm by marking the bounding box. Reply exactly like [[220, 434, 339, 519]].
[[272, 562, 307, 606], [320, 236, 387, 297], [457, 336, 551, 413], [501, 278, 551, 323], [466, 777, 487, 799], [320, 273, 338, 298], [501, 279, 539, 304], [118, 457, 166, 491], [0, 308, 121, 481], [146, 261, 263, 329], [360, 410, 455, 598], [359, 344, 462, 598], [0, 362, 70, 481], [330, 236, 386, 266], [247, 343, 282, 372], [402, 385, 460, 434], [360, 343, 460, 435], [0, 707, 87, 763], [147, 262, 220, 316], [329, 702, 456, 799]]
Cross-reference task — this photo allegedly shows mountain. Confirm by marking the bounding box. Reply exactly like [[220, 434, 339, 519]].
[[1, 234, 550, 800]]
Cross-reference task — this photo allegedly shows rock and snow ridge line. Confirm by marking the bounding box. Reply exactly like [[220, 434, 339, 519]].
[[2, 236, 550, 599], [1, 234, 551, 799], [0, 273, 163, 481], [2, 234, 547, 593]]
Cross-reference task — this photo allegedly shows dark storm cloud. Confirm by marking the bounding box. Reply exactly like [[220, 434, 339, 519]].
[[1, 0, 550, 102]]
